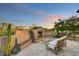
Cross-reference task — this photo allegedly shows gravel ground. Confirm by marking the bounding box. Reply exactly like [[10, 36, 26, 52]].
[[16, 37, 79, 56]]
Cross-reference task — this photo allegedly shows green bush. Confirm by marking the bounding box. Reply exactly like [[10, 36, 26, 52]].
[[52, 31, 57, 38]]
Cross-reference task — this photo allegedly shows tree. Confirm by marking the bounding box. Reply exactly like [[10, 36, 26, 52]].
[[55, 16, 79, 39], [55, 19, 65, 33], [32, 24, 37, 28]]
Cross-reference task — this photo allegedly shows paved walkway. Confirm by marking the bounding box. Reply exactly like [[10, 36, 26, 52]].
[[16, 38, 79, 56]]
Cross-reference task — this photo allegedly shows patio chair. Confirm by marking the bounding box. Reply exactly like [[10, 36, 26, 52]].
[[45, 36, 67, 55]]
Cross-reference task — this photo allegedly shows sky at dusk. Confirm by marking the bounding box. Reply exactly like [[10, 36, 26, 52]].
[[0, 3, 79, 29]]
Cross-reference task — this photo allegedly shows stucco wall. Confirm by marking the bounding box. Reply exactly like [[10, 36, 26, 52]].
[[0, 36, 7, 53], [44, 30, 52, 37], [15, 29, 30, 44], [0, 29, 31, 53], [15, 29, 32, 49]]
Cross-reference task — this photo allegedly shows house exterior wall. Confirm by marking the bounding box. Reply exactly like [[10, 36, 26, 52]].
[[32, 28, 44, 42], [32, 30, 37, 39], [32, 29, 44, 39], [44, 30, 52, 37]]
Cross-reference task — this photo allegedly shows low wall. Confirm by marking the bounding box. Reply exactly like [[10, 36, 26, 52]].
[[18, 39, 32, 49], [0, 36, 7, 53], [0, 35, 16, 54], [15, 29, 32, 49], [69, 35, 79, 41], [0, 35, 32, 54]]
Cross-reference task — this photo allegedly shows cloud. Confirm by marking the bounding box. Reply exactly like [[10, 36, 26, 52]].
[[42, 22, 54, 29], [43, 14, 63, 24], [41, 14, 63, 29], [45, 14, 63, 21]]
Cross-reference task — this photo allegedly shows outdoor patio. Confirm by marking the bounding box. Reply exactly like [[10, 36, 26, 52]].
[[16, 38, 79, 56]]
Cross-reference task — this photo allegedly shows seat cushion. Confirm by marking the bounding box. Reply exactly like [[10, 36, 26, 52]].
[[48, 40, 58, 49]]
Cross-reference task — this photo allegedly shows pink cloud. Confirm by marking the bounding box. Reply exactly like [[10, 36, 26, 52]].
[[41, 14, 63, 29], [43, 14, 63, 24], [45, 14, 63, 21]]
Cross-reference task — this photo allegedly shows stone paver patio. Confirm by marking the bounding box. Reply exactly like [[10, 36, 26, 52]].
[[16, 38, 79, 56]]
